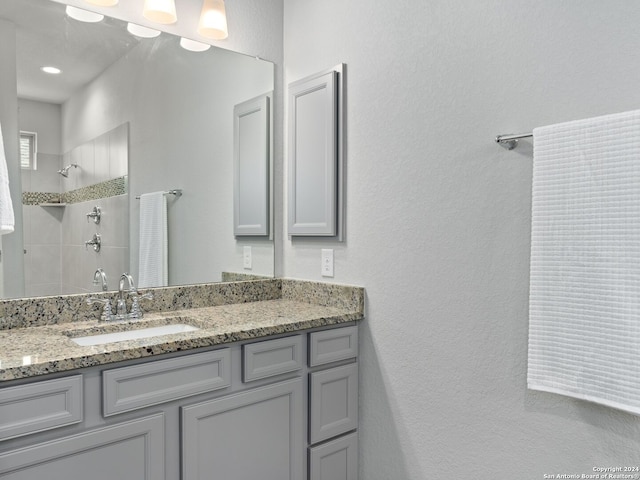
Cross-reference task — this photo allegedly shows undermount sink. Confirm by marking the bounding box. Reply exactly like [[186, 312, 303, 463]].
[[70, 324, 200, 346]]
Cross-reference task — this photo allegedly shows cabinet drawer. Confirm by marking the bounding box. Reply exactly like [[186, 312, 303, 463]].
[[309, 432, 358, 480], [309, 326, 358, 367], [103, 349, 231, 416], [309, 363, 358, 444], [0, 375, 83, 441], [243, 335, 303, 382]]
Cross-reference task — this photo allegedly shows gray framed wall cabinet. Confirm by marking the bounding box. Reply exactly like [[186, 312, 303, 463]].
[[234, 94, 270, 236], [288, 65, 345, 238]]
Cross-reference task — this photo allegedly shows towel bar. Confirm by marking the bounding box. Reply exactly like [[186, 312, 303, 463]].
[[495, 132, 532, 150], [135, 189, 182, 200]]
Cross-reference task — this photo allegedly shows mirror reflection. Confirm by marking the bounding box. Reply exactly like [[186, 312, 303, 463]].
[[0, 0, 274, 299]]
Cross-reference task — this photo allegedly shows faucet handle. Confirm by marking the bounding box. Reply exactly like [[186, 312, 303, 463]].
[[130, 292, 153, 319], [87, 297, 114, 322]]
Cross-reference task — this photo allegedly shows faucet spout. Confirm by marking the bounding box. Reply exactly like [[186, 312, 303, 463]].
[[93, 268, 108, 291], [118, 273, 136, 299], [116, 273, 137, 317]]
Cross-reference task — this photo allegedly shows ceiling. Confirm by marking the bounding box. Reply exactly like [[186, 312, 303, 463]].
[[0, 0, 140, 104]]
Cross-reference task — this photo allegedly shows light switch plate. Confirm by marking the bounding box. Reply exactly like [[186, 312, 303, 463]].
[[321, 249, 334, 277], [243, 246, 252, 269]]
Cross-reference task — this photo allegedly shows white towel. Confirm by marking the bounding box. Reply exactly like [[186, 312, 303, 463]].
[[528, 109, 640, 415], [0, 123, 15, 235], [138, 191, 168, 288]]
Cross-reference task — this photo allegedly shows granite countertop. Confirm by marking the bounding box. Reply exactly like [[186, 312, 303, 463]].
[[0, 279, 365, 382]]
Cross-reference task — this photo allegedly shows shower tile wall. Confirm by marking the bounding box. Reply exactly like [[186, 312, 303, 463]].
[[60, 194, 128, 295], [22, 123, 129, 296]]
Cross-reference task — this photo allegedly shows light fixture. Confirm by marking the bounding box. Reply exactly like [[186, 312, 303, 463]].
[[65, 5, 104, 22], [143, 0, 177, 24], [84, 0, 119, 6], [127, 23, 161, 38], [197, 0, 228, 40], [41, 66, 62, 75], [179, 37, 211, 52]]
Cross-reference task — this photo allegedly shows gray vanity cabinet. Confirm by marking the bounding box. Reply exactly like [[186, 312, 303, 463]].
[[0, 324, 359, 480], [308, 326, 359, 480]]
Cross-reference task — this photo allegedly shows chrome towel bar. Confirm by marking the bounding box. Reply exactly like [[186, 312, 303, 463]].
[[135, 189, 182, 200], [495, 132, 532, 150]]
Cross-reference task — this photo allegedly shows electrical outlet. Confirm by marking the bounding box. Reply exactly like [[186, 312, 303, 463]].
[[243, 246, 252, 269], [321, 249, 334, 277]]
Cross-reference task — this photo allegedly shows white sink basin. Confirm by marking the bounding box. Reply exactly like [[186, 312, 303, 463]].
[[71, 324, 199, 346]]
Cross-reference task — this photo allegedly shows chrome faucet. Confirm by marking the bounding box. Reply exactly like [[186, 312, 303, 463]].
[[116, 273, 153, 320], [117, 273, 136, 316], [93, 268, 108, 291], [88, 273, 153, 322]]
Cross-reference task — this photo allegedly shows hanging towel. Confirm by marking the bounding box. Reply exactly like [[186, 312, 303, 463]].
[[528, 109, 640, 415], [0, 123, 15, 235], [138, 191, 168, 288]]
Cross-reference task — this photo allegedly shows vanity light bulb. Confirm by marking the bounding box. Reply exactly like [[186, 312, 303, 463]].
[[197, 0, 228, 40], [127, 23, 161, 38], [179, 37, 211, 52], [84, 0, 119, 6], [65, 5, 104, 23], [143, 0, 177, 25]]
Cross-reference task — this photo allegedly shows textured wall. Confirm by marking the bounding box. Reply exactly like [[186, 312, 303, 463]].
[[283, 0, 640, 478]]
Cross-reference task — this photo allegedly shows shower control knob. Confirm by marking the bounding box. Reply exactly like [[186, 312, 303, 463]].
[[85, 233, 102, 252], [86, 206, 101, 224]]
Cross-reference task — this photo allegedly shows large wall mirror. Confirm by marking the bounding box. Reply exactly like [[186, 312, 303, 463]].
[[0, 0, 274, 299]]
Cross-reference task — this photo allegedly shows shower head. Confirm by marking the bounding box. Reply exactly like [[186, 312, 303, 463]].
[[57, 163, 79, 178]]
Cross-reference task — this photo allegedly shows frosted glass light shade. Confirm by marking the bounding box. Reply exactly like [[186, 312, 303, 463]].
[[143, 0, 177, 24], [179, 38, 211, 52], [197, 0, 228, 40], [65, 6, 104, 22], [127, 23, 161, 38], [84, 0, 119, 6]]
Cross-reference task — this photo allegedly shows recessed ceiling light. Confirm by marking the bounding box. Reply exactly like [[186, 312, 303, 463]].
[[65, 5, 104, 23], [41, 66, 62, 75], [127, 23, 161, 38], [179, 38, 211, 52], [84, 0, 119, 6]]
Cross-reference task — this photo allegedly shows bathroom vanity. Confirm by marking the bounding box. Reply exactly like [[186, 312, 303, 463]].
[[0, 279, 363, 480]]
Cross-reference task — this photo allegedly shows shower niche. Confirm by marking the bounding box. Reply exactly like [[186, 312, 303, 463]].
[[21, 117, 129, 297]]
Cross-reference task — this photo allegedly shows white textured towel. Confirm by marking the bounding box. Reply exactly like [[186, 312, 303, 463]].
[[138, 191, 168, 288], [528, 109, 640, 415], [0, 123, 15, 235]]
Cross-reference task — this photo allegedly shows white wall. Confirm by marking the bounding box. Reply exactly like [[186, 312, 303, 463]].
[[283, 0, 640, 478]]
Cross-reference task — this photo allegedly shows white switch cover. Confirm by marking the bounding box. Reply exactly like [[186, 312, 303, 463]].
[[321, 249, 334, 277], [243, 246, 252, 269]]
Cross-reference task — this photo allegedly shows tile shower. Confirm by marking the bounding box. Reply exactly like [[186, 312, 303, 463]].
[[20, 121, 128, 297]]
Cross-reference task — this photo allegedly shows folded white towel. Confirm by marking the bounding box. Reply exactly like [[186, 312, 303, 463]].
[[528, 109, 640, 415], [138, 191, 168, 288], [0, 123, 15, 235]]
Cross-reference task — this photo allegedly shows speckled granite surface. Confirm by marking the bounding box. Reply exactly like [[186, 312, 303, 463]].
[[0, 279, 364, 382]]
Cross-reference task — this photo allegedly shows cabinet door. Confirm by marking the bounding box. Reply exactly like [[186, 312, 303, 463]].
[[310, 432, 358, 480], [234, 94, 270, 236], [182, 378, 303, 480], [310, 363, 358, 444], [0, 414, 165, 480], [288, 70, 338, 236]]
